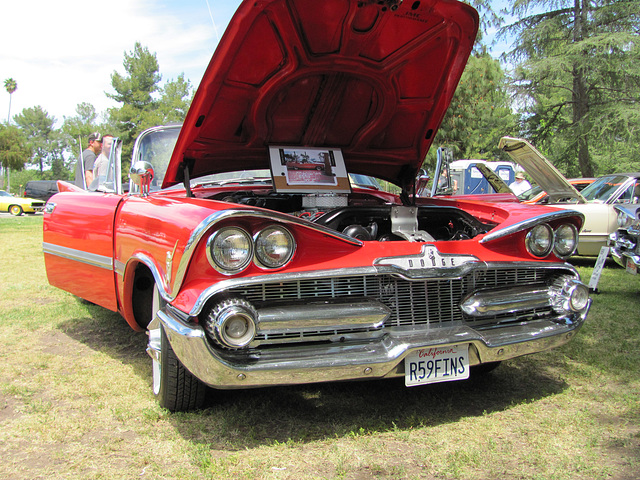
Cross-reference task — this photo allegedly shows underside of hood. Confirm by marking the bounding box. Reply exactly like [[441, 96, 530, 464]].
[[163, 0, 479, 189], [499, 136, 587, 204]]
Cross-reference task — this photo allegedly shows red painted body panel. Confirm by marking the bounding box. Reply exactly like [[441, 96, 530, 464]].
[[46, 181, 580, 323], [43, 191, 122, 310]]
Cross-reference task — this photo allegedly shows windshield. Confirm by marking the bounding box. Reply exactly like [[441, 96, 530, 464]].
[[132, 126, 182, 190], [518, 185, 542, 201], [130, 127, 389, 193], [130, 125, 388, 191], [192, 170, 385, 191], [580, 175, 631, 202]]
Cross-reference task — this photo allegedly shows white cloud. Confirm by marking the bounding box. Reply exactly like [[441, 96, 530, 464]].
[[0, 0, 241, 126]]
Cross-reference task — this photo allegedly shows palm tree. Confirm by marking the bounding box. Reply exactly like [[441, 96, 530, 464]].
[[4, 78, 17, 124], [3, 78, 17, 190]]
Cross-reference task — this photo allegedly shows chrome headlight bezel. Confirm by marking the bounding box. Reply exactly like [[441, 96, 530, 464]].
[[617, 211, 634, 229], [553, 223, 578, 259], [254, 225, 296, 269], [204, 299, 257, 348], [206, 227, 253, 274], [526, 223, 554, 258], [550, 277, 590, 314]]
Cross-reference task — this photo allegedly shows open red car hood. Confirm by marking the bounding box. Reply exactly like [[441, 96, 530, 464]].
[[163, 0, 478, 189]]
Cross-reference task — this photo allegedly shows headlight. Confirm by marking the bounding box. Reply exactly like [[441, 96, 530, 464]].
[[207, 227, 253, 273], [254, 226, 295, 268], [554, 223, 578, 258], [549, 277, 589, 315], [568, 283, 590, 311], [550, 277, 590, 314], [204, 299, 257, 348], [526, 224, 554, 257], [617, 211, 633, 229]]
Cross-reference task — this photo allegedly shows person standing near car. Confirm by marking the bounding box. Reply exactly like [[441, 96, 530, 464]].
[[91, 134, 113, 188], [74, 132, 102, 189], [509, 171, 531, 196]]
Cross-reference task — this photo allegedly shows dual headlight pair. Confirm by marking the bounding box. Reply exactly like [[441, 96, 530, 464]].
[[206, 225, 295, 274], [526, 223, 578, 259]]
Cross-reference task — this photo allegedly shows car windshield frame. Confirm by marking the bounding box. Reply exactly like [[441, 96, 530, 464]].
[[580, 175, 633, 203]]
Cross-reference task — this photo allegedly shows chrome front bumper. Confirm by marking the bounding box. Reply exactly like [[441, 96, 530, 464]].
[[609, 230, 640, 272], [149, 302, 589, 389]]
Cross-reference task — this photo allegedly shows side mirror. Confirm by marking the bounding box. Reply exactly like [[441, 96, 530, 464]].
[[130, 161, 155, 196]]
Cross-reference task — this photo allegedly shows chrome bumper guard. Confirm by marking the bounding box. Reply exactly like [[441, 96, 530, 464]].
[[610, 231, 640, 271], [611, 247, 640, 270], [149, 301, 590, 389]]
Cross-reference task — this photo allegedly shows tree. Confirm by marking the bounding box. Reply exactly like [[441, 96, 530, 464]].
[[107, 42, 163, 145], [500, 0, 640, 177], [60, 102, 100, 165], [425, 50, 517, 169], [13, 106, 65, 175], [4, 78, 17, 123], [0, 124, 32, 174], [157, 74, 193, 124], [107, 43, 194, 175]]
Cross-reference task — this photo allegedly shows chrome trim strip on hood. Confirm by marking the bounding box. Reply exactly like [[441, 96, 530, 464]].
[[479, 210, 585, 244]]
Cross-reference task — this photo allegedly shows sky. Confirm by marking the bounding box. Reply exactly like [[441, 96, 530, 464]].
[[1, 0, 511, 129], [0, 0, 243, 127]]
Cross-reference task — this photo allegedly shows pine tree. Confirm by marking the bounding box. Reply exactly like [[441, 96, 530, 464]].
[[501, 0, 640, 176]]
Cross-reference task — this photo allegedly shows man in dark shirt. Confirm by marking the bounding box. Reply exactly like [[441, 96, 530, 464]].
[[74, 132, 103, 189]]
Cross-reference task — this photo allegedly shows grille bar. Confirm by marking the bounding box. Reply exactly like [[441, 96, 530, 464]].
[[229, 268, 560, 336]]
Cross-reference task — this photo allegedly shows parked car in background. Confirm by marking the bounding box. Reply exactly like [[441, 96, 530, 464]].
[[43, 0, 590, 412], [520, 178, 596, 204], [24, 180, 59, 202], [0, 190, 45, 216], [609, 204, 640, 275], [500, 136, 640, 256]]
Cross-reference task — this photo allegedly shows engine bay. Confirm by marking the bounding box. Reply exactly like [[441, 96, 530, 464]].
[[211, 190, 495, 242]]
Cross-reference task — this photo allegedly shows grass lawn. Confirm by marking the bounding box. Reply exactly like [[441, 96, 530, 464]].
[[1, 215, 639, 479]]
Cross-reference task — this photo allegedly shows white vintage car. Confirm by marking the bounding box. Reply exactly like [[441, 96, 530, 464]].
[[500, 137, 640, 256]]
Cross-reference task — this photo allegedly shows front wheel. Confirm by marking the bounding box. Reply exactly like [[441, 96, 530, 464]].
[[9, 205, 23, 216], [149, 287, 206, 411]]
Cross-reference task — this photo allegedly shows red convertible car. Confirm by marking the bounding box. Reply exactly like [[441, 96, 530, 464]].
[[43, 0, 590, 411]]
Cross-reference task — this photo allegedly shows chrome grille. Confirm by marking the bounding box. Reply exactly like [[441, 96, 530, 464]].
[[229, 267, 562, 336]]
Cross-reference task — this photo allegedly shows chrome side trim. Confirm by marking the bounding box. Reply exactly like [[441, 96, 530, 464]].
[[42, 242, 113, 270], [480, 210, 585, 244]]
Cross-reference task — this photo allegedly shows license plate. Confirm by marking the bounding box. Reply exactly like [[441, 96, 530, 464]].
[[405, 345, 469, 386], [626, 257, 638, 275]]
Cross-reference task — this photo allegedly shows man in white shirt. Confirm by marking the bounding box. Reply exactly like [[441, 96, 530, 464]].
[[92, 134, 113, 187], [509, 171, 531, 196]]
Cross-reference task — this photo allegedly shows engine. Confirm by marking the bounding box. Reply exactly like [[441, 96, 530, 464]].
[[213, 190, 493, 242]]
